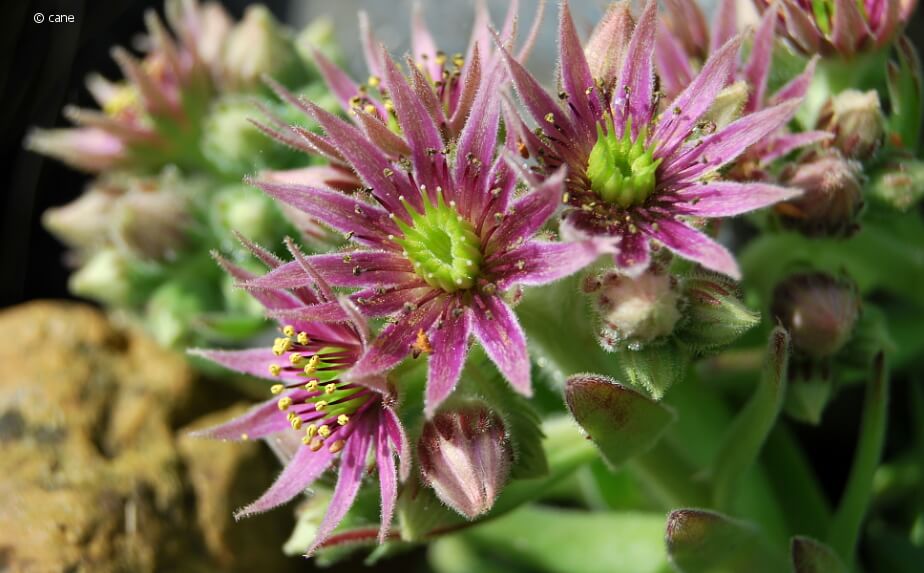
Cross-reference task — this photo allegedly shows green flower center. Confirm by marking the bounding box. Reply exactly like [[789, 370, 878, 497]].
[[392, 191, 483, 293], [587, 115, 662, 208]]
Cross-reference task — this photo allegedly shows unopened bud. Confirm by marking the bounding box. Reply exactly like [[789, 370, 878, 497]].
[[704, 81, 749, 131], [588, 268, 681, 349], [42, 186, 119, 251], [417, 402, 511, 520], [676, 270, 760, 351], [771, 273, 860, 358], [817, 90, 885, 160], [776, 152, 864, 237], [222, 5, 304, 91], [69, 248, 135, 306], [111, 183, 190, 260], [869, 158, 924, 211], [619, 339, 687, 400], [146, 278, 216, 347], [202, 96, 293, 176]]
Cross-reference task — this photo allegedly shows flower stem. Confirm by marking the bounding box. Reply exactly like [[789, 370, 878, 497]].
[[828, 352, 890, 564]]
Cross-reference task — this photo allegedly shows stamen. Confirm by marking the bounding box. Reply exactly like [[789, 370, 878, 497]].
[[270, 384, 284, 395], [328, 440, 346, 453], [337, 414, 350, 426], [277, 397, 293, 411], [283, 325, 296, 337], [268, 364, 282, 377]]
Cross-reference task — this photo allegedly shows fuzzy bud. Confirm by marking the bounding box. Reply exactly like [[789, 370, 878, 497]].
[[869, 158, 924, 211], [42, 186, 120, 251], [110, 184, 190, 260], [676, 270, 760, 351], [417, 402, 511, 520], [210, 184, 285, 246], [69, 248, 135, 306], [222, 5, 304, 91], [201, 96, 293, 177], [817, 90, 885, 160], [771, 273, 860, 358], [587, 268, 681, 348], [776, 152, 864, 237]]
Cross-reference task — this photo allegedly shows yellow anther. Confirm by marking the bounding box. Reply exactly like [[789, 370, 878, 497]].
[[277, 397, 293, 411], [102, 83, 139, 117], [368, 75, 380, 87], [452, 53, 464, 68], [303, 355, 321, 375], [364, 103, 376, 115], [290, 417, 302, 430], [384, 100, 395, 113], [304, 380, 319, 392], [318, 425, 331, 438], [337, 414, 349, 426], [308, 437, 324, 451], [325, 383, 337, 395], [301, 435, 312, 446], [287, 411, 297, 421], [315, 400, 328, 412], [268, 364, 282, 377], [240, 433, 249, 441], [328, 440, 346, 453], [270, 384, 284, 394], [435, 51, 447, 66], [306, 424, 317, 438], [297, 332, 310, 345], [283, 325, 296, 337], [289, 353, 304, 366]]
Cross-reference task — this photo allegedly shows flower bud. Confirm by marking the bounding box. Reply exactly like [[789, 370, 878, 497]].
[[417, 402, 511, 520], [776, 152, 864, 237], [42, 186, 120, 251], [587, 268, 682, 349], [146, 278, 216, 347], [619, 339, 687, 400], [68, 248, 135, 306], [869, 158, 924, 211], [676, 271, 760, 351], [111, 183, 190, 261], [771, 273, 860, 358], [222, 5, 305, 91], [817, 90, 885, 160], [201, 96, 295, 177], [294, 17, 340, 70]]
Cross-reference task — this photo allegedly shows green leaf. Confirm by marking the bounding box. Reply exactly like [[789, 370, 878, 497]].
[[619, 339, 689, 399], [452, 505, 670, 573], [886, 36, 923, 153], [791, 536, 849, 573], [565, 374, 675, 469], [666, 509, 789, 573], [711, 328, 789, 509]]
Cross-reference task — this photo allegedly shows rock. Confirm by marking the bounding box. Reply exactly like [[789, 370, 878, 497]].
[[0, 301, 302, 572]]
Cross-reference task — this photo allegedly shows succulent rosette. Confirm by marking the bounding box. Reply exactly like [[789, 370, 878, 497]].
[[193, 245, 408, 554], [503, 0, 805, 278], [27, 0, 228, 172], [656, 0, 831, 179], [251, 49, 611, 413], [753, 0, 918, 57]]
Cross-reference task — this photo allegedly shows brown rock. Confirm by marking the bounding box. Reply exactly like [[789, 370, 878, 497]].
[[0, 301, 302, 573]]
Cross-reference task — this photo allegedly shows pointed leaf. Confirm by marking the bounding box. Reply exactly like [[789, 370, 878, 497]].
[[791, 536, 849, 573]]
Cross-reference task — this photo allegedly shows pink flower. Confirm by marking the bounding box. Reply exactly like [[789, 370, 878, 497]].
[[503, 0, 805, 279], [250, 49, 611, 415], [192, 241, 408, 554]]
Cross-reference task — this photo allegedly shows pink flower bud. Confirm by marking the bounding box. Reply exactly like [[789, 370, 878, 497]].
[[417, 402, 511, 520], [777, 152, 864, 237], [771, 273, 860, 358], [586, 268, 681, 349]]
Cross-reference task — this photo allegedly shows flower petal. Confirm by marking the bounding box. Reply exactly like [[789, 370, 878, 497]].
[[586, 2, 633, 88], [375, 413, 398, 542], [558, 1, 598, 133], [235, 441, 335, 519], [612, 0, 658, 136], [613, 229, 653, 277], [673, 181, 802, 217], [305, 416, 374, 554], [710, 0, 738, 54], [190, 397, 290, 441], [648, 218, 740, 278], [487, 166, 565, 252], [744, 4, 777, 113], [489, 239, 609, 288], [191, 348, 298, 382], [471, 295, 531, 396], [426, 304, 472, 416], [383, 405, 411, 481], [655, 25, 695, 99], [832, 0, 871, 54]]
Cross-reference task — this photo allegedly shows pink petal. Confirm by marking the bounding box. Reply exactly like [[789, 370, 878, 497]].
[[648, 218, 740, 278], [613, 229, 652, 277], [673, 181, 802, 216], [558, 1, 599, 136], [655, 25, 695, 99], [235, 441, 335, 519], [300, 251, 416, 288], [489, 239, 610, 289], [305, 417, 374, 554], [471, 295, 531, 396], [346, 297, 444, 381], [426, 304, 473, 415], [586, 2, 634, 87], [375, 414, 398, 542], [710, 0, 738, 54], [487, 166, 566, 252], [410, 3, 441, 80], [612, 0, 658, 137], [654, 34, 742, 158], [358, 11, 384, 77], [190, 397, 289, 441], [253, 179, 396, 247], [191, 348, 299, 382], [663, 99, 802, 184], [744, 4, 777, 113], [755, 130, 832, 164], [312, 48, 364, 117], [383, 405, 411, 481], [832, 0, 871, 54], [769, 56, 818, 105]]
